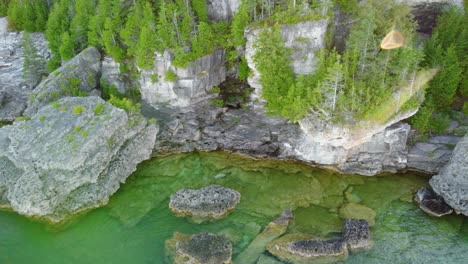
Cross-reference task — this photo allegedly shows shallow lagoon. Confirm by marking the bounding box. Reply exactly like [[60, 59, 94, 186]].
[[0, 151, 467, 263]]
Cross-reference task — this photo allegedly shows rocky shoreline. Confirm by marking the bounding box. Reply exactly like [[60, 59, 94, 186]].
[[0, 0, 467, 221]]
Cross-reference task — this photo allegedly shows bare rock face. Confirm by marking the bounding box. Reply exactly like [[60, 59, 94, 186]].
[[430, 134, 468, 215], [407, 136, 461, 174], [206, 0, 241, 21], [414, 187, 453, 217], [0, 96, 158, 222], [0, 17, 50, 122], [169, 185, 240, 221], [24, 47, 101, 116], [139, 50, 226, 108], [166, 232, 232, 264], [342, 219, 372, 252], [399, 0, 465, 33]]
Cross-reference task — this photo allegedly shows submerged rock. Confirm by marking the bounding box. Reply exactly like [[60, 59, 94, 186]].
[[414, 187, 453, 217], [267, 233, 348, 264], [24, 47, 101, 116], [165, 232, 232, 264], [430, 134, 468, 215], [0, 96, 158, 221], [169, 185, 240, 220], [343, 219, 372, 252], [339, 203, 376, 226], [235, 209, 293, 263]]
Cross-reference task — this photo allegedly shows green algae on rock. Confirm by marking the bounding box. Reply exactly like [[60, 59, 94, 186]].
[[235, 209, 293, 263], [339, 203, 377, 226]]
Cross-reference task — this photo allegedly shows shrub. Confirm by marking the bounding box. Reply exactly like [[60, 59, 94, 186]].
[[72, 105, 86, 115], [210, 86, 221, 94], [210, 98, 224, 108], [94, 103, 105, 115], [462, 102, 468, 115], [108, 95, 140, 112], [164, 69, 178, 82]]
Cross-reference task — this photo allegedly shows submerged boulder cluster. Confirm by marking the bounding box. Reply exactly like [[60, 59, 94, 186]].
[[266, 219, 372, 264], [169, 184, 241, 221]]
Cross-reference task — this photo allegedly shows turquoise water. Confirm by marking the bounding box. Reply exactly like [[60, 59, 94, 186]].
[[0, 151, 466, 263]]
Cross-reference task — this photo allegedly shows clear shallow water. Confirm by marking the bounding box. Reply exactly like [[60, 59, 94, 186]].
[[0, 151, 466, 264]]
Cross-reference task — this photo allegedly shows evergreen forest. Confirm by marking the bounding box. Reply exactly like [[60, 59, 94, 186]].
[[1, 0, 466, 135]]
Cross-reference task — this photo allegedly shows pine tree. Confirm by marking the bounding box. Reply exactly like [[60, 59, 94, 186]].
[[70, 0, 96, 51], [88, 0, 112, 49], [59, 31, 75, 61], [22, 32, 47, 89], [192, 0, 208, 22], [230, 0, 250, 47], [426, 45, 463, 111], [46, 0, 73, 71]]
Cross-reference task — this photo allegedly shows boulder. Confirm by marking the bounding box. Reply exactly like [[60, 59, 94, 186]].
[[339, 203, 376, 226], [0, 96, 158, 222], [169, 184, 240, 221], [0, 17, 50, 121], [165, 232, 232, 264], [267, 233, 348, 264], [414, 187, 453, 217], [24, 47, 101, 116], [430, 134, 468, 215], [235, 209, 293, 264], [407, 136, 460, 174], [342, 219, 372, 252]]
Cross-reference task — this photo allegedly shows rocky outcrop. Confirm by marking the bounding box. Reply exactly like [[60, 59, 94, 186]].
[[235, 209, 293, 264], [430, 134, 468, 215], [407, 135, 461, 174], [206, 0, 241, 21], [138, 50, 226, 108], [245, 19, 328, 99], [169, 185, 240, 221], [150, 101, 425, 176], [0, 96, 158, 222], [338, 123, 411, 176], [165, 232, 232, 264], [414, 187, 453, 217], [0, 17, 50, 122], [24, 47, 101, 116]]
